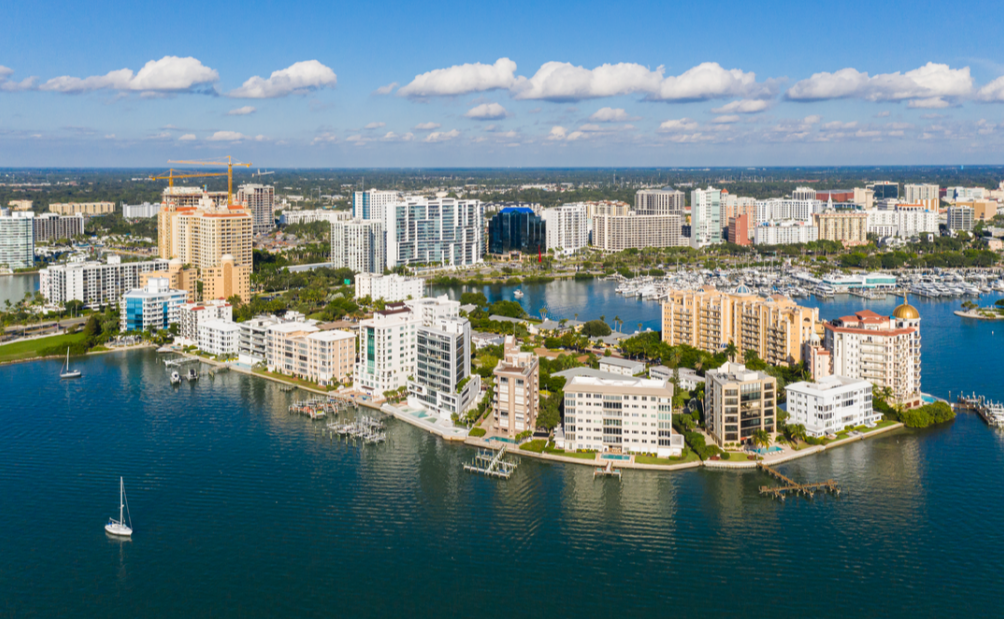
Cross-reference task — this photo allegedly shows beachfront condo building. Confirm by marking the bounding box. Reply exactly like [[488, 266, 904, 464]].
[[822, 302, 922, 409], [49, 201, 115, 216], [635, 188, 685, 215], [408, 313, 479, 419], [119, 277, 188, 333], [591, 213, 683, 251], [705, 362, 777, 448], [179, 299, 232, 344], [354, 304, 420, 395], [157, 190, 253, 301], [40, 255, 173, 308], [266, 322, 355, 387], [0, 211, 34, 270], [236, 184, 276, 234], [562, 375, 683, 457], [690, 187, 722, 248], [382, 196, 483, 268], [355, 273, 425, 302], [785, 375, 879, 438], [330, 219, 386, 274], [197, 319, 240, 357], [661, 286, 819, 367], [492, 336, 540, 438], [542, 203, 588, 255]]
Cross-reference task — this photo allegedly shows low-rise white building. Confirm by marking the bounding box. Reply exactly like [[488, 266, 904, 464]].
[[754, 221, 819, 245], [562, 375, 682, 457], [867, 206, 939, 238], [649, 366, 704, 391], [355, 273, 425, 303], [198, 319, 240, 357], [179, 299, 232, 344], [785, 375, 879, 437], [599, 356, 646, 376]]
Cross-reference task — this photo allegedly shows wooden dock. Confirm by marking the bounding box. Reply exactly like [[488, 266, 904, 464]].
[[289, 396, 353, 420], [593, 460, 622, 479], [464, 443, 520, 479], [955, 393, 1004, 427], [758, 462, 840, 500]]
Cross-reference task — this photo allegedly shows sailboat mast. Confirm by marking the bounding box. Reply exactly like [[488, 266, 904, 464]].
[[119, 477, 124, 524]]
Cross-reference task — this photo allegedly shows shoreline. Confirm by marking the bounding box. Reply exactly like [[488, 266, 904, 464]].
[[954, 309, 1004, 321], [0, 341, 155, 366]]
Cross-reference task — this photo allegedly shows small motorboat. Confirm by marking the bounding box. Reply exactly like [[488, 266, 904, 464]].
[[513, 289, 524, 298], [186, 369, 199, 382], [105, 477, 133, 537], [170, 371, 181, 385]]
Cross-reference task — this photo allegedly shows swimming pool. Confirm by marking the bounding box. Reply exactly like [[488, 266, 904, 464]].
[[601, 454, 631, 460], [488, 436, 517, 444], [922, 394, 937, 404], [754, 446, 783, 455]]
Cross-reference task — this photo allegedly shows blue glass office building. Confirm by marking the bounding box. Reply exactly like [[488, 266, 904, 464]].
[[487, 207, 546, 255]]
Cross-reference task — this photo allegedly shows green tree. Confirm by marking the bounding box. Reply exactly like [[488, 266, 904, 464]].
[[83, 314, 102, 339], [581, 320, 612, 337], [724, 340, 738, 363], [751, 429, 772, 457], [460, 291, 488, 307]]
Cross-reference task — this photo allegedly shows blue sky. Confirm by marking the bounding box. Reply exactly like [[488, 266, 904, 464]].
[[3, 0, 1004, 167]]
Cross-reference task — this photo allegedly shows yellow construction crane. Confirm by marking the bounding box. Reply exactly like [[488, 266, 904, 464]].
[[168, 156, 252, 206], [148, 168, 229, 187]]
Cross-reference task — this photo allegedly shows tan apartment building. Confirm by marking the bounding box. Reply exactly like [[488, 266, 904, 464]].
[[266, 322, 355, 387], [49, 201, 115, 216], [815, 211, 869, 245], [139, 258, 197, 302], [492, 336, 540, 438], [661, 286, 819, 366], [8, 200, 32, 211], [705, 362, 777, 448], [592, 213, 683, 251], [954, 199, 998, 221]]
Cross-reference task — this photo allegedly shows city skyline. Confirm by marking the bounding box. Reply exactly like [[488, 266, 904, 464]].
[[3, 0, 1004, 166]]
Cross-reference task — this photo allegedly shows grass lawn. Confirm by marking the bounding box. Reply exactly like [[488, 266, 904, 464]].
[[635, 451, 702, 465], [0, 331, 88, 364], [861, 420, 898, 432], [543, 447, 597, 460], [519, 439, 547, 453], [252, 368, 338, 392]]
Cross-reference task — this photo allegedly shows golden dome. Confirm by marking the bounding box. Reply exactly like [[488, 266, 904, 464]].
[[892, 296, 920, 320]]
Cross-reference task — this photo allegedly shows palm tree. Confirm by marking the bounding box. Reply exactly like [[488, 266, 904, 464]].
[[613, 315, 621, 333], [751, 429, 771, 458], [785, 423, 807, 445]]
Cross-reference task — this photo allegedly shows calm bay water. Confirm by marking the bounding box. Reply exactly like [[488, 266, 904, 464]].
[[2, 282, 1004, 617], [0, 273, 38, 305]]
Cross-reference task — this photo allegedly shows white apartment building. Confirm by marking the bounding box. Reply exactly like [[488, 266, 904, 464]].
[[355, 273, 424, 303], [785, 375, 879, 437], [592, 213, 683, 251], [40, 256, 171, 308], [266, 322, 355, 386], [122, 202, 159, 218], [0, 211, 35, 269], [754, 221, 819, 245], [238, 315, 281, 366], [791, 187, 818, 201], [383, 197, 483, 268], [945, 186, 985, 201], [236, 184, 275, 234], [541, 203, 588, 255], [562, 375, 683, 457], [353, 189, 401, 221], [903, 184, 940, 210], [119, 277, 187, 333], [330, 219, 386, 274], [756, 198, 820, 224], [407, 315, 479, 419], [198, 319, 240, 357], [867, 206, 938, 238], [280, 209, 351, 225], [823, 303, 922, 408], [635, 188, 685, 215], [947, 205, 974, 232], [691, 187, 722, 248], [179, 299, 232, 344], [598, 357, 646, 376], [355, 305, 420, 395]]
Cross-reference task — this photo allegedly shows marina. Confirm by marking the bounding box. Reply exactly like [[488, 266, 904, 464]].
[[954, 394, 1004, 427]]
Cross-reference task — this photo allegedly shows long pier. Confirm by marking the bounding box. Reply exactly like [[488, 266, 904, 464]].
[[758, 462, 840, 500], [464, 443, 520, 479], [289, 396, 353, 420], [954, 394, 1004, 427]]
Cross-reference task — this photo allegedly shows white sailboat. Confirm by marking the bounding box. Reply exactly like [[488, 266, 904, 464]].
[[59, 348, 81, 379], [105, 477, 133, 537]]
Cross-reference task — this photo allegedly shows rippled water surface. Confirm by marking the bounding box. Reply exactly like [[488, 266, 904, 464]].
[[3, 289, 1004, 617]]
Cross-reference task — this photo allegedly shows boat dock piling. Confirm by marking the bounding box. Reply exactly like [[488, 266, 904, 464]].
[[594, 460, 622, 479], [758, 462, 840, 500], [289, 396, 352, 420], [954, 393, 1004, 427], [464, 443, 519, 479], [325, 415, 386, 443]]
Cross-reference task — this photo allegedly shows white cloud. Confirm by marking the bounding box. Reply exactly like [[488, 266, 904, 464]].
[[147, 131, 172, 140], [398, 58, 517, 97], [311, 132, 339, 145], [382, 131, 414, 142], [650, 63, 763, 101], [907, 97, 952, 109], [40, 56, 218, 94], [346, 135, 365, 143], [589, 107, 638, 122], [822, 120, 858, 129], [711, 99, 769, 114], [546, 125, 586, 141], [513, 62, 662, 101], [0, 66, 37, 92], [373, 82, 398, 95], [178, 134, 197, 141], [227, 106, 256, 116], [424, 129, 460, 143], [977, 75, 1004, 102], [465, 102, 508, 120], [712, 115, 740, 124], [364, 121, 386, 129], [658, 118, 699, 132], [786, 63, 973, 105], [207, 130, 247, 141], [874, 110, 891, 118], [414, 122, 441, 131], [229, 60, 337, 98]]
